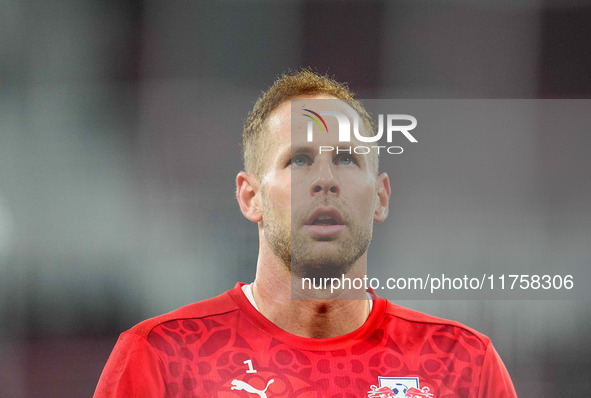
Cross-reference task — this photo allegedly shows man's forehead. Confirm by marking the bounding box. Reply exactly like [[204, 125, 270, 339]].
[[266, 95, 355, 134], [257, 95, 377, 174]]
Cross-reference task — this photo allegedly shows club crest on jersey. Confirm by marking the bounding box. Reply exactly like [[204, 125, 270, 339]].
[[367, 377, 435, 398]]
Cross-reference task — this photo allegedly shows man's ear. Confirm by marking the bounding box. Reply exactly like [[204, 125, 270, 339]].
[[236, 171, 262, 222], [374, 172, 390, 222]]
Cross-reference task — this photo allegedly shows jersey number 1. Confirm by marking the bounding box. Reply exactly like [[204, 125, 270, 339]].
[[243, 359, 257, 374]]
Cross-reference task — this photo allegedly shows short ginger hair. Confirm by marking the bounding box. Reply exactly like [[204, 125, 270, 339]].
[[242, 69, 377, 176]]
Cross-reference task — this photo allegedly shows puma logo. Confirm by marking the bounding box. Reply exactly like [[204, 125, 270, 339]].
[[230, 378, 274, 398]]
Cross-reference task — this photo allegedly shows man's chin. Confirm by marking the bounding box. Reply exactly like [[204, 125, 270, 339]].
[[290, 258, 354, 280]]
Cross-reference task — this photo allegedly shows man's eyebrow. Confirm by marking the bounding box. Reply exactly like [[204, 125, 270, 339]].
[[290, 145, 316, 155]]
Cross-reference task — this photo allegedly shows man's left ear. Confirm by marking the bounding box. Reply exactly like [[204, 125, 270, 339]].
[[374, 172, 390, 222]]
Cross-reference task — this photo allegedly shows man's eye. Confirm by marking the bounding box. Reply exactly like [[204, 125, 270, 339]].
[[290, 154, 310, 167], [335, 153, 357, 166]]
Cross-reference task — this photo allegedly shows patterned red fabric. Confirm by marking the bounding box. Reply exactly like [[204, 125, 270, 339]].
[[94, 283, 516, 398]]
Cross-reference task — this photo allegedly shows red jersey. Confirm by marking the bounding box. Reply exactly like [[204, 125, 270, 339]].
[[94, 283, 516, 398]]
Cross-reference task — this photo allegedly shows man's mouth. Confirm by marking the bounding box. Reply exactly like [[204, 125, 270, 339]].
[[304, 208, 345, 238], [311, 215, 339, 226]]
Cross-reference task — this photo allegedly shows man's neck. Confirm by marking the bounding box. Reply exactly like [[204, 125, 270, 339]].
[[252, 257, 371, 339]]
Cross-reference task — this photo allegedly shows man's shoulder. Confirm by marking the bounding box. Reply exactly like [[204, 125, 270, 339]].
[[126, 285, 241, 339], [381, 299, 492, 348]]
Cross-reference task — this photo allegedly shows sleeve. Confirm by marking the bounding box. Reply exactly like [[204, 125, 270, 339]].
[[93, 331, 166, 398], [477, 341, 517, 398]]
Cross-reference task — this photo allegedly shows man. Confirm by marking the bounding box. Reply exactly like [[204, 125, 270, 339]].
[[94, 70, 517, 397]]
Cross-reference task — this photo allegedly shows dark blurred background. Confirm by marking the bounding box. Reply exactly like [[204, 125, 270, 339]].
[[1, 0, 590, 396]]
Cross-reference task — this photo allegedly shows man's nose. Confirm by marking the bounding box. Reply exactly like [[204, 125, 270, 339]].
[[310, 160, 340, 196]]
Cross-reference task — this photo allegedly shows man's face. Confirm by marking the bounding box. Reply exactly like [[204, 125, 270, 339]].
[[258, 96, 387, 278]]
